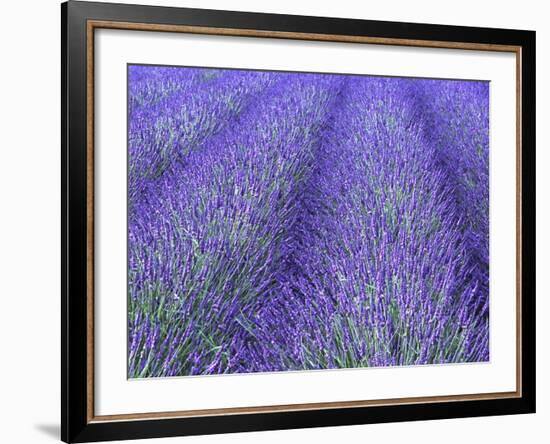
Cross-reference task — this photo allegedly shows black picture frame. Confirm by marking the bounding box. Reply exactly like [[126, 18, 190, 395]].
[[62, 1, 536, 442]]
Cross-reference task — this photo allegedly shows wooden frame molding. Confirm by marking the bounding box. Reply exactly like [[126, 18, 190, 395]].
[[62, 2, 535, 442]]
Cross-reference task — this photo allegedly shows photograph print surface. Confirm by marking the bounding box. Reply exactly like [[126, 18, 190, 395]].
[[127, 65, 489, 378]]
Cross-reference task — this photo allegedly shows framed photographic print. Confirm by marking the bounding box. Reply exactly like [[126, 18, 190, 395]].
[[61, 1, 536, 442]]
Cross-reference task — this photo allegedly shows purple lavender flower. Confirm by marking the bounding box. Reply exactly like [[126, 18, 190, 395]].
[[127, 65, 489, 377]]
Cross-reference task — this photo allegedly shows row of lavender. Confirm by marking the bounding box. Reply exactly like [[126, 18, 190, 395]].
[[127, 65, 489, 377]]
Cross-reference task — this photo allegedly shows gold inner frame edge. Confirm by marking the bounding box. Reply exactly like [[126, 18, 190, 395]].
[[85, 19, 523, 423]]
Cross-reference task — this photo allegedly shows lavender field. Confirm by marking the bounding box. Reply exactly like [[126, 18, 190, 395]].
[[128, 65, 489, 378]]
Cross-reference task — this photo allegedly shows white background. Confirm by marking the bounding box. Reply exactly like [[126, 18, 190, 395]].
[[0, 0, 547, 443], [96, 29, 516, 415]]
